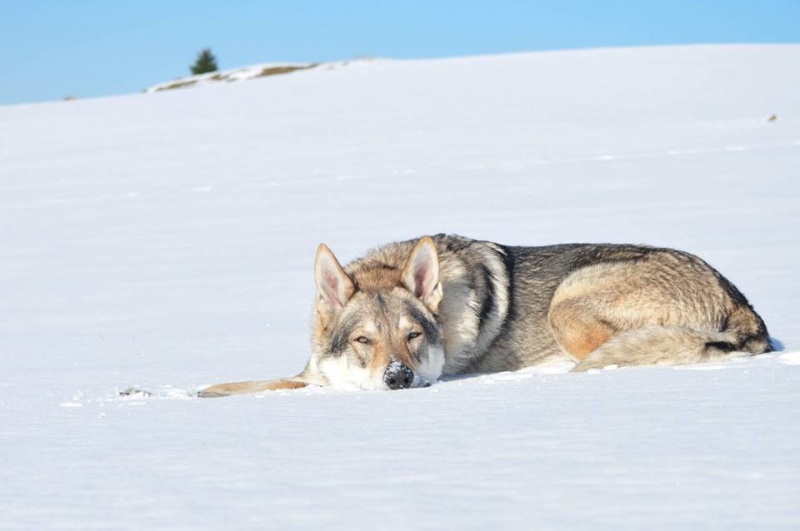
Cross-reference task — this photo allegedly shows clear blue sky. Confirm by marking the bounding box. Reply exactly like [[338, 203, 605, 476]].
[[1, 0, 798, 105]]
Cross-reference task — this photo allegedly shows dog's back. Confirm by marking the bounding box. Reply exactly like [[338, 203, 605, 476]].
[[425, 237, 772, 373]]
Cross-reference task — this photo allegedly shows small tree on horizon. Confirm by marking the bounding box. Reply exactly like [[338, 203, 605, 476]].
[[190, 48, 218, 75]]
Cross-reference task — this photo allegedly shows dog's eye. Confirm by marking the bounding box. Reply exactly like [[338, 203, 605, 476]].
[[408, 331, 422, 340], [354, 336, 370, 344]]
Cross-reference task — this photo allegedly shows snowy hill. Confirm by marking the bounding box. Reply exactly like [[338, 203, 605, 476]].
[[143, 59, 362, 93], [1, 45, 799, 529]]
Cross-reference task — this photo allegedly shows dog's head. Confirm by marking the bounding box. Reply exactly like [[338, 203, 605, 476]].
[[309, 236, 445, 390]]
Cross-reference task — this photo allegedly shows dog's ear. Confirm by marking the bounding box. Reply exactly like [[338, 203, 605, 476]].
[[401, 236, 443, 313], [315, 243, 355, 320]]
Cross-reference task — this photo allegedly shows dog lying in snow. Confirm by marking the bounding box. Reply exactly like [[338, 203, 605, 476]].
[[197, 234, 771, 397]]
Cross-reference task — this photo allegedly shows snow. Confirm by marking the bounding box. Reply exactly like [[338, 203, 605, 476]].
[[143, 59, 366, 94], [1, 44, 799, 529]]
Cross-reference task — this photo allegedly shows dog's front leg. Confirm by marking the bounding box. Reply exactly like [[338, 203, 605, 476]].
[[198, 378, 310, 398]]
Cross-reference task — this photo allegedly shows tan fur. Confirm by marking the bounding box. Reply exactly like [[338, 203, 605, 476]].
[[355, 267, 402, 292], [547, 253, 751, 368], [193, 235, 771, 397], [198, 379, 308, 398], [344, 237, 510, 374], [573, 327, 743, 372], [549, 302, 614, 361]]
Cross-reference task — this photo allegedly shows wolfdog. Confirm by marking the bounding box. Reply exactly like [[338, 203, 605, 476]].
[[199, 234, 771, 397]]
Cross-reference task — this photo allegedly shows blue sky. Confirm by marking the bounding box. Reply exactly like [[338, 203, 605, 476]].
[[1, 0, 798, 105]]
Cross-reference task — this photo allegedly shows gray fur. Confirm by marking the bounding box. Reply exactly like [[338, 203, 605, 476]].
[[199, 234, 772, 396]]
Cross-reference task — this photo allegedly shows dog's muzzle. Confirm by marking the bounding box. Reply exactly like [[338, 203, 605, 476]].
[[383, 362, 414, 390]]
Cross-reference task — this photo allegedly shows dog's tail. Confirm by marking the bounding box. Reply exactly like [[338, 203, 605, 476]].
[[573, 326, 771, 372]]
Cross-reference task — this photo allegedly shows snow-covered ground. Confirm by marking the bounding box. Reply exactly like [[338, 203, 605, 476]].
[[1, 45, 799, 529], [143, 59, 361, 94]]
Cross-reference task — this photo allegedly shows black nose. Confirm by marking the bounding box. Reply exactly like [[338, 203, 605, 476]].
[[383, 363, 414, 390]]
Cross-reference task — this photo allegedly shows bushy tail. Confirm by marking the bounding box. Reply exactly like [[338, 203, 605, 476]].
[[573, 326, 768, 372]]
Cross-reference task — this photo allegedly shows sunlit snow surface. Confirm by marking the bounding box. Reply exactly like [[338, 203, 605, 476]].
[[1, 45, 799, 529]]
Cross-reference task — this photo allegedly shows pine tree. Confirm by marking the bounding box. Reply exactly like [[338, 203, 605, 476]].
[[190, 48, 219, 75]]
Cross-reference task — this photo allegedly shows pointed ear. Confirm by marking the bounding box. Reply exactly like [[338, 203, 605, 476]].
[[315, 243, 355, 318], [401, 236, 443, 313]]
